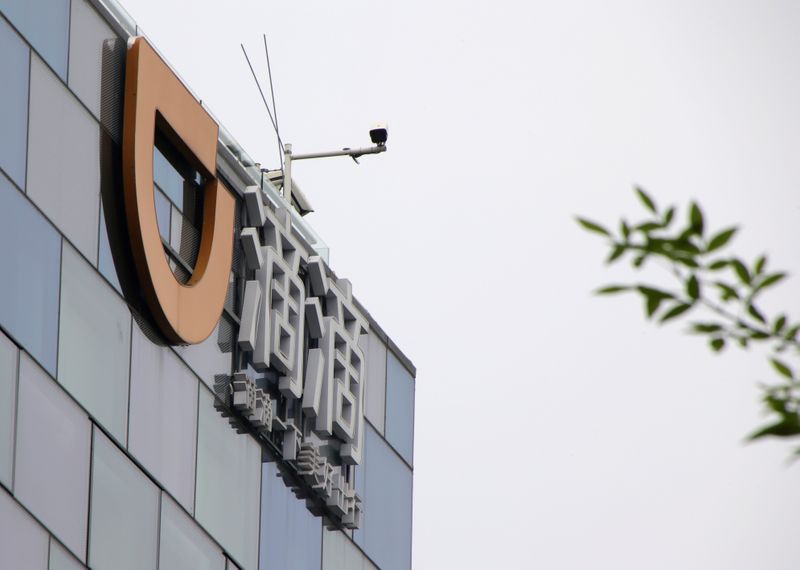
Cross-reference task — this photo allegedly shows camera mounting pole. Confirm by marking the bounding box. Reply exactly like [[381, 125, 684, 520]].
[[282, 140, 387, 209]]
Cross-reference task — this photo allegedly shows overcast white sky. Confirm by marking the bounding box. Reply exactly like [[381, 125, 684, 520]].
[[120, 1, 800, 567]]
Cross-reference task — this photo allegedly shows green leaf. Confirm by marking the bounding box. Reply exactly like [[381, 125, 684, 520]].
[[784, 324, 800, 341], [754, 255, 767, 275], [708, 259, 728, 271], [749, 419, 800, 440], [633, 255, 646, 268], [606, 245, 625, 264], [636, 222, 662, 233], [689, 202, 704, 235], [635, 187, 657, 214], [747, 303, 767, 324], [637, 286, 673, 318], [707, 227, 737, 252], [755, 272, 786, 292], [710, 337, 725, 352], [576, 217, 611, 236], [730, 259, 751, 285], [773, 315, 787, 335], [662, 207, 675, 227], [686, 275, 700, 300], [595, 285, 630, 295], [714, 282, 739, 301], [660, 303, 692, 323], [620, 220, 630, 240], [770, 358, 794, 379], [691, 322, 723, 334]]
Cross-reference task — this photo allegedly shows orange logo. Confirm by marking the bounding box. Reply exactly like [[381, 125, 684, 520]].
[[122, 37, 234, 345]]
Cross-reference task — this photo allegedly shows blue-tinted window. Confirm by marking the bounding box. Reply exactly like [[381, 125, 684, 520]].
[[0, 173, 61, 375], [0, 0, 70, 79], [154, 145, 186, 210], [259, 461, 321, 570], [384, 353, 415, 465], [0, 17, 29, 189], [355, 426, 412, 570]]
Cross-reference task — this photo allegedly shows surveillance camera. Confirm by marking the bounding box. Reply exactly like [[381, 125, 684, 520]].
[[369, 124, 388, 146]]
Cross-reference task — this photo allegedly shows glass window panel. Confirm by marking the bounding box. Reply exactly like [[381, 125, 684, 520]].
[[49, 538, 85, 570], [0, 331, 17, 490], [0, 0, 69, 79], [322, 530, 377, 570], [129, 324, 198, 512], [365, 333, 387, 434], [67, 0, 125, 142], [97, 201, 122, 294], [89, 429, 159, 570], [259, 461, 321, 570], [58, 244, 131, 443], [0, 17, 29, 188], [0, 487, 49, 569], [0, 173, 61, 375], [357, 426, 412, 570], [384, 352, 415, 465], [196, 388, 261, 570], [15, 353, 91, 560], [160, 493, 225, 570], [27, 55, 100, 264], [154, 146, 185, 209]]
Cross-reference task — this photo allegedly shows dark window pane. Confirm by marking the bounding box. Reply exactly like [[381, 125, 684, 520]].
[[384, 353, 415, 465], [0, 17, 29, 188], [0, 0, 70, 79], [0, 173, 61, 375], [259, 461, 321, 570]]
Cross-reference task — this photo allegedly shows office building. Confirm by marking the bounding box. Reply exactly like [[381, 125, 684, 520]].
[[0, 0, 415, 568]]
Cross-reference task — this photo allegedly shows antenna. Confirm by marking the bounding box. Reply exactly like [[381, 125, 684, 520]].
[[241, 42, 283, 178], [242, 38, 389, 213]]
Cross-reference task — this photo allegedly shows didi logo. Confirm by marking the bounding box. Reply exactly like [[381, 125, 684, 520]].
[[122, 37, 235, 345]]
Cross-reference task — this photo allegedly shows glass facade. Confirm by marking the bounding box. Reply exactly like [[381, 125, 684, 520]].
[[0, 331, 17, 490], [58, 243, 131, 444], [259, 462, 322, 570], [89, 429, 160, 570], [0, 16, 29, 189], [15, 353, 91, 561], [0, 1, 415, 569], [0, 173, 61, 375]]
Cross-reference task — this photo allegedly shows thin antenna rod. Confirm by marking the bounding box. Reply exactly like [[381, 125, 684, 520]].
[[241, 44, 284, 173], [263, 35, 281, 146]]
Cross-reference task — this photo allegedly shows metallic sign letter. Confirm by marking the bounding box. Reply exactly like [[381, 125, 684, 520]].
[[122, 37, 234, 344]]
